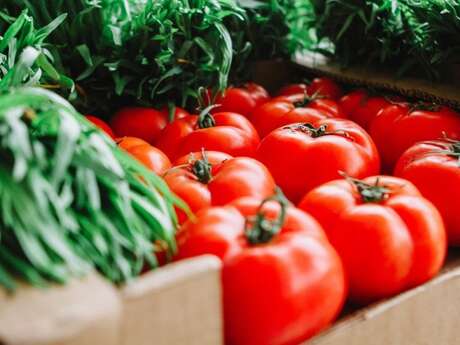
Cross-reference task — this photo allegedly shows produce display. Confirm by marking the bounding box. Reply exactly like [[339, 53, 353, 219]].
[[1, 1, 460, 345]]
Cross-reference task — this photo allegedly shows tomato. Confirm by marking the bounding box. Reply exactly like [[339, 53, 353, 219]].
[[174, 150, 232, 166], [257, 118, 380, 203], [160, 105, 190, 122], [111, 106, 189, 145], [85, 115, 115, 138], [339, 90, 394, 130], [212, 82, 270, 117], [298, 176, 446, 304], [176, 193, 346, 345], [307, 77, 343, 100], [117, 137, 171, 175], [250, 98, 333, 138], [395, 139, 460, 246], [277, 83, 308, 97], [370, 103, 460, 172], [164, 153, 275, 223], [273, 93, 346, 119], [156, 110, 260, 160]]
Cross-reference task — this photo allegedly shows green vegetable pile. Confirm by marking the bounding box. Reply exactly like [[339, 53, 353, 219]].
[[1, 0, 311, 114], [311, 0, 460, 80], [0, 85, 183, 291]]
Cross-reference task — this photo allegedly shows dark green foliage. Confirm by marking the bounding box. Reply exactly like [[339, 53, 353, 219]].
[[311, 0, 460, 80]]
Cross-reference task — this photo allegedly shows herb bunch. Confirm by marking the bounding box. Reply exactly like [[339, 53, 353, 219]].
[[311, 0, 460, 80], [0, 85, 183, 291]]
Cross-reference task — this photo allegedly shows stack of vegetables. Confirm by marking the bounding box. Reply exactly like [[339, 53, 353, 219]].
[[310, 0, 460, 81], [2, 1, 460, 345]]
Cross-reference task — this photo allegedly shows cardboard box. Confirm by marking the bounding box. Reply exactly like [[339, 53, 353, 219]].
[[0, 255, 223, 345]]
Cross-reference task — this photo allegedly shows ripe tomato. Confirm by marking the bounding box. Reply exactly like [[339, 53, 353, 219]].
[[277, 83, 308, 97], [339, 90, 394, 130], [85, 115, 115, 138], [212, 82, 270, 117], [307, 77, 343, 100], [395, 139, 460, 246], [164, 153, 275, 223], [110, 106, 189, 145], [273, 93, 346, 119], [250, 98, 333, 138], [257, 118, 380, 203], [370, 103, 460, 171], [156, 110, 260, 160], [117, 137, 171, 175], [174, 150, 232, 166], [298, 176, 446, 304], [176, 193, 346, 345]]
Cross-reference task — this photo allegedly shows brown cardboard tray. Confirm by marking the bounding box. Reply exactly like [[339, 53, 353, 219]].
[[0, 255, 222, 345]]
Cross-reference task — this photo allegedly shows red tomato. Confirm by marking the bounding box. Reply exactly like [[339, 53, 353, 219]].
[[156, 111, 260, 160], [111, 106, 189, 145], [250, 98, 333, 138], [307, 77, 343, 100], [370, 103, 460, 172], [298, 176, 446, 304], [117, 137, 171, 175], [395, 139, 460, 246], [339, 90, 393, 130], [85, 115, 115, 138], [176, 194, 346, 345], [273, 93, 346, 119], [257, 118, 380, 203], [174, 150, 232, 166], [160, 105, 190, 122], [277, 83, 308, 97], [212, 82, 270, 117], [164, 153, 275, 223]]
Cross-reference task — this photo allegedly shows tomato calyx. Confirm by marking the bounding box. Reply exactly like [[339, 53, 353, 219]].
[[291, 123, 352, 140], [409, 102, 441, 113], [342, 173, 390, 203], [292, 92, 325, 108], [189, 151, 213, 184], [197, 105, 219, 129], [245, 188, 288, 245]]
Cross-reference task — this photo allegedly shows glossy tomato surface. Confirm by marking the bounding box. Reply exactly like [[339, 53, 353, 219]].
[[299, 176, 446, 304], [85, 115, 115, 138], [213, 82, 270, 117], [176, 197, 346, 345], [156, 112, 260, 160], [117, 137, 171, 175], [257, 118, 380, 203], [395, 139, 460, 246], [111, 106, 188, 145], [339, 90, 393, 130], [164, 154, 275, 223], [273, 94, 346, 119], [250, 97, 333, 138], [307, 78, 343, 100], [370, 103, 460, 171], [277, 83, 308, 97]]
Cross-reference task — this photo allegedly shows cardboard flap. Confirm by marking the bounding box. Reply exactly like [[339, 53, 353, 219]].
[[0, 273, 121, 345], [294, 52, 460, 109]]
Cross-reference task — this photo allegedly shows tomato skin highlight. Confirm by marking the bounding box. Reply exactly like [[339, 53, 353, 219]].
[[213, 83, 270, 117], [307, 78, 343, 100], [298, 176, 446, 304], [250, 98, 333, 138], [257, 118, 380, 203], [370, 103, 460, 171], [277, 83, 308, 97], [174, 150, 232, 166], [273, 94, 346, 119], [339, 90, 392, 130], [395, 140, 460, 246], [164, 155, 275, 223], [117, 136, 171, 175], [111, 106, 189, 145], [156, 112, 260, 160], [176, 198, 346, 345], [85, 115, 115, 138]]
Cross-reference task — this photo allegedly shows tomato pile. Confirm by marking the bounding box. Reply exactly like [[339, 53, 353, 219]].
[[86, 77, 460, 345]]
